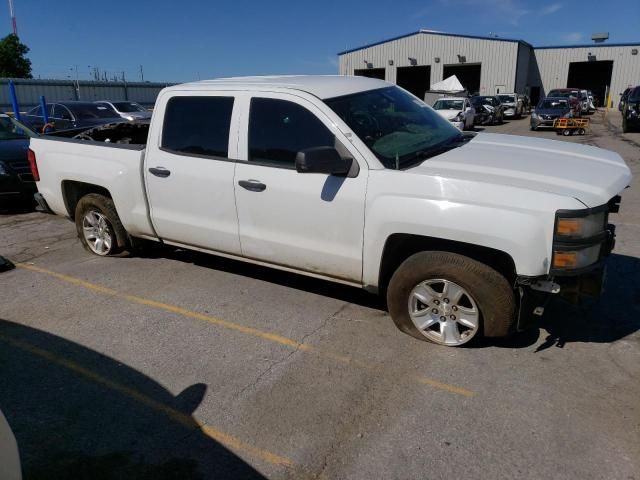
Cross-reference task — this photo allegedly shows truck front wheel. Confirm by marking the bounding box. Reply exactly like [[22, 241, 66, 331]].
[[387, 251, 516, 346], [75, 194, 129, 256]]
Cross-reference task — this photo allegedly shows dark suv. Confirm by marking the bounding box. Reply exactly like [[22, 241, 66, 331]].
[[619, 87, 632, 113], [622, 86, 640, 133]]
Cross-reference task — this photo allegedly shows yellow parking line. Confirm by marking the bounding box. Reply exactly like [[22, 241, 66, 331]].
[[0, 333, 293, 467], [16, 263, 475, 398]]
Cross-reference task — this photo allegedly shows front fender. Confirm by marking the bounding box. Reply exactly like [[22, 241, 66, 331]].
[[362, 176, 585, 287]]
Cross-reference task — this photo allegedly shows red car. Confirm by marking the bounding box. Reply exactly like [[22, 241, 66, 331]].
[[547, 88, 582, 116]]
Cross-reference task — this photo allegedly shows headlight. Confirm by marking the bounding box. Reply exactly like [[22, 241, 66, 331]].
[[552, 244, 602, 270], [552, 209, 608, 272], [556, 212, 606, 239], [0, 161, 10, 176]]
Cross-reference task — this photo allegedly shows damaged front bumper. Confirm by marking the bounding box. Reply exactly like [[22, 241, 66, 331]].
[[514, 207, 618, 331]]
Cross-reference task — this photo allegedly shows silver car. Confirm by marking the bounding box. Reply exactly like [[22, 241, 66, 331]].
[[94, 101, 152, 121], [496, 93, 523, 118]]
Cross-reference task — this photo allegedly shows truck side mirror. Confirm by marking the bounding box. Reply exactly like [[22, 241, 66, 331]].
[[295, 147, 353, 176]]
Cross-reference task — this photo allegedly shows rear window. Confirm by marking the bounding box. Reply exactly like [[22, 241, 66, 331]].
[[161, 96, 234, 158]]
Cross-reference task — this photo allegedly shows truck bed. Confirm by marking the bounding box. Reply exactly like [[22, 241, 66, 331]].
[[30, 130, 156, 239]]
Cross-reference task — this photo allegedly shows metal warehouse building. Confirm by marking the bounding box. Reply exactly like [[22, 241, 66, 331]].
[[338, 30, 640, 106]]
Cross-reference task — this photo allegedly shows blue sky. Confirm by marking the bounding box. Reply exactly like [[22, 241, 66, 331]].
[[10, 0, 640, 82]]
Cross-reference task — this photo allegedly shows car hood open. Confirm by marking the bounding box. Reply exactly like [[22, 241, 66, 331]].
[[409, 133, 632, 207]]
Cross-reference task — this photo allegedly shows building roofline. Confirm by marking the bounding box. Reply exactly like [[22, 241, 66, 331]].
[[337, 30, 532, 56], [534, 42, 640, 49]]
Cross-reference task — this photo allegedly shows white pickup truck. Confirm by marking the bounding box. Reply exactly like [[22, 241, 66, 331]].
[[28, 76, 631, 347]]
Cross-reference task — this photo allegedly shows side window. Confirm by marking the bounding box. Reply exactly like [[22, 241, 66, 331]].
[[249, 98, 335, 168], [28, 105, 42, 116], [161, 96, 234, 158], [54, 105, 72, 120]]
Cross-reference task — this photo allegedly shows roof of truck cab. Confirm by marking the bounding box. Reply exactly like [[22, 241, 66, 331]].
[[169, 75, 391, 99]]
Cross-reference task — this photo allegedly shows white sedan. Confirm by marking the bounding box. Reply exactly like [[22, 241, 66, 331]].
[[432, 97, 475, 130]]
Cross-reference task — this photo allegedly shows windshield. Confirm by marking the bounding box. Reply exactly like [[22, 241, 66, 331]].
[[0, 116, 29, 140], [471, 97, 494, 106], [497, 95, 515, 103], [433, 99, 464, 110], [628, 87, 640, 102], [548, 90, 577, 99], [539, 99, 569, 109], [71, 104, 119, 120], [112, 102, 147, 113], [325, 86, 463, 169]]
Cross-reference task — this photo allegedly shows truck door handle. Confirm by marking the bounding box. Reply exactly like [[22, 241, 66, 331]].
[[149, 167, 171, 178], [238, 180, 266, 192]]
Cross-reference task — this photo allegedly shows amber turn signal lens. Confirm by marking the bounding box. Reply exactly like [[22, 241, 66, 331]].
[[556, 218, 581, 236], [553, 251, 577, 268]]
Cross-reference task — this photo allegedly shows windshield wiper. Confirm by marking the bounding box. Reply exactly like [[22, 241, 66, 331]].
[[408, 134, 469, 164]]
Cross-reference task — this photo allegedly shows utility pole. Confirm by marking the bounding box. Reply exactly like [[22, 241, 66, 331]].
[[71, 65, 80, 99], [139, 64, 144, 82]]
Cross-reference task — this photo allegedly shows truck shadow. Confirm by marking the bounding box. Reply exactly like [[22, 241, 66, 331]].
[[0, 319, 267, 480], [490, 253, 640, 350], [150, 246, 385, 311]]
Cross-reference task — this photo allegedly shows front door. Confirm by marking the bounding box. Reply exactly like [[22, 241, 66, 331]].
[[233, 94, 367, 282], [145, 94, 242, 255]]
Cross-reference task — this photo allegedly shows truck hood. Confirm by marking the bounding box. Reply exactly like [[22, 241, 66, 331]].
[[410, 133, 632, 207], [435, 109, 462, 121]]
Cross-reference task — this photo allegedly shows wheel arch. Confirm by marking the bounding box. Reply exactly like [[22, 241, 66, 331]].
[[378, 233, 517, 293], [61, 180, 112, 220]]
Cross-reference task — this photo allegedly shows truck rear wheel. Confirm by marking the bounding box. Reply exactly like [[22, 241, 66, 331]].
[[75, 194, 129, 256], [386, 251, 516, 346]]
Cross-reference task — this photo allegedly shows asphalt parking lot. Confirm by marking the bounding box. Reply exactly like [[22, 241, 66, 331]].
[[1, 110, 639, 480]]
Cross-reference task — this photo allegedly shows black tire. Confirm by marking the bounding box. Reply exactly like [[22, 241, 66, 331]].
[[386, 251, 516, 346], [530, 126, 537, 131], [75, 193, 130, 256]]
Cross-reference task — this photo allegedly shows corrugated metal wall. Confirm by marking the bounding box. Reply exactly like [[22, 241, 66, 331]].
[[532, 45, 640, 102], [0, 79, 174, 111], [338, 32, 521, 95]]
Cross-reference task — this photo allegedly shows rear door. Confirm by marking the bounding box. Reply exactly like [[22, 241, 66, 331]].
[[233, 93, 367, 282], [144, 93, 242, 255]]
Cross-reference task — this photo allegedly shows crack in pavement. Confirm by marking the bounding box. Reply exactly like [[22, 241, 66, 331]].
[[230, 304, 347, 403]]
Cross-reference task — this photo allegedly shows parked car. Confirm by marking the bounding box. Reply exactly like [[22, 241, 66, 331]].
[[619, 87, 632, 112], [94, 101, 152, 121], [28, 75, 630, 347], [530, 97, 572, 130], [0, 114, 36, 208], [432, 97, 475, 130], [470, 96, 505, 124], [622, 86, 640, 133], [547, 89, 582, 116], [497, 93, 523, 118], [21, 101, 123, 133]]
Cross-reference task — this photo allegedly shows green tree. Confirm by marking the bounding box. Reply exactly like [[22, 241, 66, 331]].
[[0, 34, 32, 78]]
